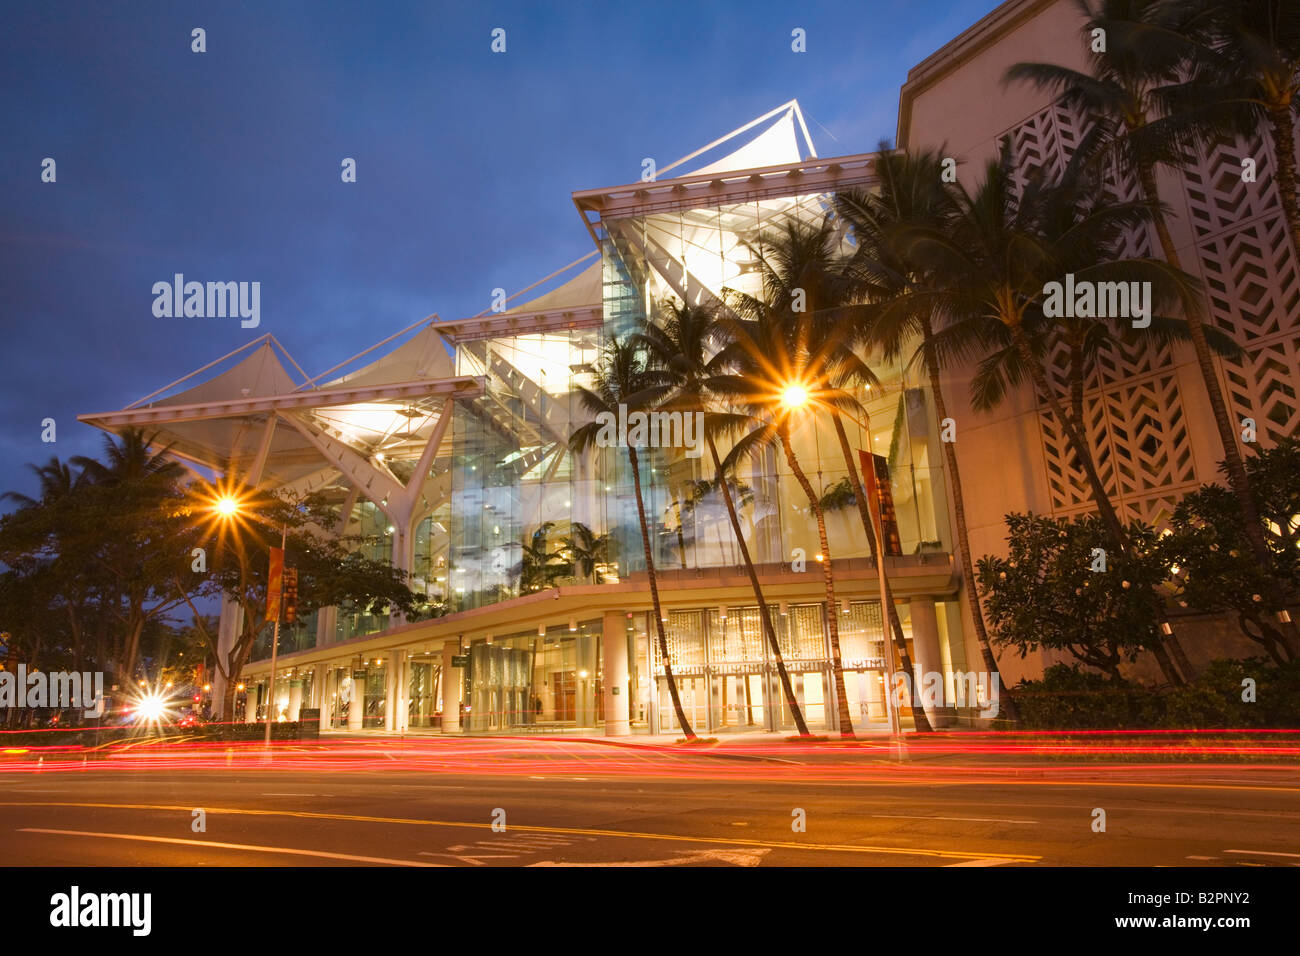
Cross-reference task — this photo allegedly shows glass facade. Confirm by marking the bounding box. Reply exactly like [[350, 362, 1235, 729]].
[[647, 601, 893, 734], [241, 161, 971, 737]]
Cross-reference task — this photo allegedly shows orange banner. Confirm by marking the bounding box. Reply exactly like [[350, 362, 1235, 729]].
[[266, 546, 284, 623]]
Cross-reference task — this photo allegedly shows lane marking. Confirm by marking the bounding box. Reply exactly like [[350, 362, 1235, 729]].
[[0, 802, 1038, 862], [532, 847, 770, 867], [873, 813, 1038, 825], [1186, 855, 1218, 860], [1224, 849, 1300, 859], [17, 827, 446, 866], [944, 857, 1021, 867]]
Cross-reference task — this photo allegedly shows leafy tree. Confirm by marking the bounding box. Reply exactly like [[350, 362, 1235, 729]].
[[179, 487, 426, 720], [1163, 438, 1300, 663], [1006, 0, 1287, 638], [976, 512, 1169, 681]]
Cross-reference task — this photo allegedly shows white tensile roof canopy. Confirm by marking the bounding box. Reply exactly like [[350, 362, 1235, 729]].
[[77, 100, 865, 529]]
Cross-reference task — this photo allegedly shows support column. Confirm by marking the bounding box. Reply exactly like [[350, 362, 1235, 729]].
[[908, 597, 955, 727], [245, 682, 260, 723], [440, 641, 462, 734], [385, 650, 406, 732], [601, 611, 630, 736], [316, 607, 336, 648], [347, 668, 364, 731], [384, 653, 397, 732], [315, 665, 331, 729], [287, 676, 303, 722]]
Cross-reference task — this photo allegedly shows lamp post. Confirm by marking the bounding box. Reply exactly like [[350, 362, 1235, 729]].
[[859, 408, 904, 743], [780, 381, 903, 741], [211, 491, 287, 748], [264, 520, 287, 747]]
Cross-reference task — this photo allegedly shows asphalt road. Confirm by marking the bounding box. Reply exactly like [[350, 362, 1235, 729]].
[[1, 737, 1298, 866]]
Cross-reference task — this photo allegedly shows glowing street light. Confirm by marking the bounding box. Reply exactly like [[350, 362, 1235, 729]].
[[779, 382, 810, 410], [209, 488, 288, 749]]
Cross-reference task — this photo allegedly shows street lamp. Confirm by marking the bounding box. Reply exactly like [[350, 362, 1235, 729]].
[[779, 382, 810, 411], [853, 406, 904, 743], [210, 493, 288, 748]]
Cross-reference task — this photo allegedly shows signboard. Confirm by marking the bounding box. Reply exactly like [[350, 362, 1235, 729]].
[[858, 451, 903, 557], [451, 655, 469, 668], [265, 546, 285, 622], [351, 670, 367, 681]]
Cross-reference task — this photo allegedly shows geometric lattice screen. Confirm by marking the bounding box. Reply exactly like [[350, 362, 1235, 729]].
[[1003, 100, 1300, 524]]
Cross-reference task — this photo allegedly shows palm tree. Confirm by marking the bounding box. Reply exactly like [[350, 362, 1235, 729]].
[[569, 338, 696, 739], [837, 146, 1016, 718], [1161, 0, 1300, 264], [0, 457, 85, 509], [729, 218, 937, 732], [563, 521, 610, 584], [718, 261, 870, 739], [1005, 0, 1282, 624], [72, 427, 183, 486], [637, 299, 813, 737], [900, 151, 1195, 683], [899, 149, 1190, 549], [519, 522, 569, 592]]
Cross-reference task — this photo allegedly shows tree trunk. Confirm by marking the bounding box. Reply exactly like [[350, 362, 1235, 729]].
[[1166, 633, 1196, 682], [706, 434, 810, 736], [1012, 326, 1127, 548], [1148, 639, 1184, 687], [628, 447, 695, 739], [918, 317, 1017, 722], [674, 497, 688, 570], [1267, 104, 1300, 275], [828, 412, 933, 732], [779, 427, 855, 739], [1136, 156, 1297, 646]]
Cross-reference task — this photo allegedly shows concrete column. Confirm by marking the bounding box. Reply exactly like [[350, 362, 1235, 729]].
[[386, 650, 405, 732], [384, 653, 397, 731], [315, 665, 331, 729], [440, 641, 462, 733], [909, 597, 955, 727], [347, 669, 364, 731], [601, 611, 630, 736], [244, 683, 260, 723], [287, 677, 303, 722], [316, 607, 336, 648], [576, 630, 598, 728]]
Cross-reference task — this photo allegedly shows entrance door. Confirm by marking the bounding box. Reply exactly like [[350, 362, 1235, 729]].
[[657, 675, 707, 732], [770, 667, 829, 733]]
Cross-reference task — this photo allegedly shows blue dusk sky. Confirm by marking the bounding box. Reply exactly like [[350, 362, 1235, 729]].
[[0, 0, 1002, 502]]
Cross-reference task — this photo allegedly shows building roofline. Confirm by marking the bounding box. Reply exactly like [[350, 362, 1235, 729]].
[[572, 152, 881, 230], [896, 0, 1058, 149]]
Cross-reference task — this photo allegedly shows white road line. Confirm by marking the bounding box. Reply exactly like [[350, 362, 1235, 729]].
[[873, 813, 1038, 825], [944, 858, 1021, 867], [1224, 849, 1300, 859], [531, 847, 770, 867], [18, 827, 446, 866]]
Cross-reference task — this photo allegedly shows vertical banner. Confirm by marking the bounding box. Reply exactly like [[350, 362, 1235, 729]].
[[858, 450, 903, 557], [266, 546, 285, 624]]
